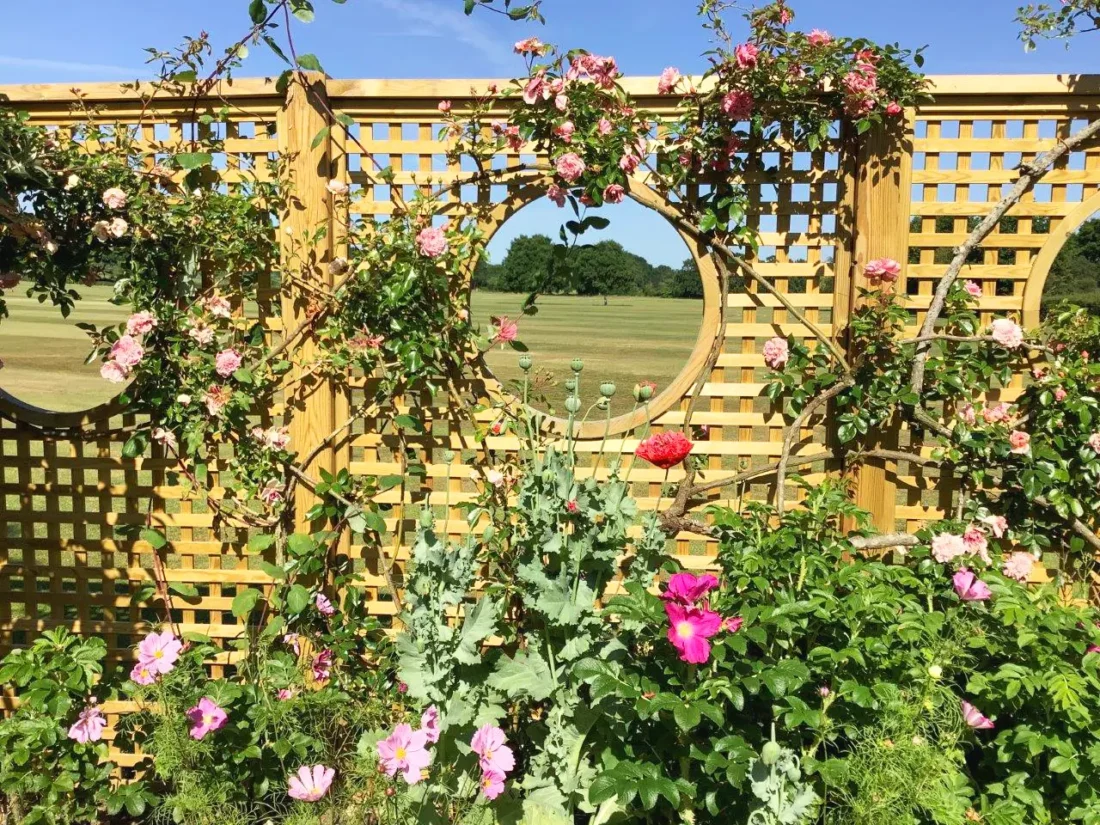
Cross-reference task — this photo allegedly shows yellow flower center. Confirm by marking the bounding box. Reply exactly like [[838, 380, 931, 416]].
[[396, 747, 407, 759], [485, 749, 494, 760], [154, 650, 163, 659], [203, 713, 214, 726], [676, 622, 695, 639]]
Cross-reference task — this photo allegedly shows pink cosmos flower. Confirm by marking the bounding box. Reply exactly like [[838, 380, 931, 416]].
[[481, 769, 507, 800], [126, 311, 157, 336], [658, 67, 681, 94], [554, 121, 575, 143], [990, 318, 1024, 349], [931, 533, 967, 564], [288, 765, 335, 802], [1089, 433, 1100, 454], [138, 630, 182, 675], [735, 42, 760, 69], [961, 700, 994, 730], [111, 335, 144, 369], [187, 697, 228, 740], [979, 514, 1008, 538], [982, 403, 1011, 424], [437, 100, 452, 114], [378, 723, 432, 784], [1002, 551, 1034, 583], [471, 724, 515, 775], [864, 258, 901, 284], [205, 295, 232, 318], [102, 187, 128, 209], [1008, 430, 1031, 455], [720, 90, 754, 120], [277, 689, 295, 701], [724, 616, 744, 633], [603, 183, 625, 204], [886, 101, 903, 116], [1055, 387, 1068, 402], [555, 152, 586, 183], [660, 572, 719, 606], [215, 348, 242, 378], [101, 361, 129, 383], [315, 592, 335, 617], [203, 385, 231, 416], [665, 602, 723, 664], [68, 704, 107, 744], [762, 336, 789, 370], [964, 280, 982, 298], [807, 29, 833, 46], [547, 184, 567, 207], [312, 649, 334, 683], [953, 568, 992, 602], [131, 662, 157, 686], [417, 226, 448, 259], [421, 705, 440, 743], [492, 316, 518, 345]]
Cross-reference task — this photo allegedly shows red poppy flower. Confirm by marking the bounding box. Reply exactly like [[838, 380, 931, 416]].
[[635, 431, 694, 470]]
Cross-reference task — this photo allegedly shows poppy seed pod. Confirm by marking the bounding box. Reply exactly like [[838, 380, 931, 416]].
[[564, 396, 582, 413]]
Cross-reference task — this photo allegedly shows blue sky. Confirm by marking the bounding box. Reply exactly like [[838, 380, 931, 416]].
[[3, 0, 1098, 265]]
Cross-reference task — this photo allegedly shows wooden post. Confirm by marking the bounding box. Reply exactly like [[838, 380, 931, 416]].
[[844, 116, 914, 534], [278, 72, 336, 528]]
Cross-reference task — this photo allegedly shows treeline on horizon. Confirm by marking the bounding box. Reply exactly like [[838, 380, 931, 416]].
[[472, 234, 704, 298]]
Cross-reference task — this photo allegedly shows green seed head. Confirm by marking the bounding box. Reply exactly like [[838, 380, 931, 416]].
[[571, 357, 584, 373], [518, 354, 533, 371], [600, 381, 616, 398], [564, 396, 582, 413]]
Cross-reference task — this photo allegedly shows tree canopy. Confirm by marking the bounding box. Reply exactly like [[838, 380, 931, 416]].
[[1044, 216, 1100, 312]]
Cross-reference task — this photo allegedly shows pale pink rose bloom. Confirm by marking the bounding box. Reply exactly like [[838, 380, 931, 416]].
[[138, 630, 183, 675], [203, 385, 231, 416], [553, 121, 575, 143], [620, 152, 640, 174], [547, 184, 567, 208], [416, 226, 448, 259], [326, 178, 349, 196], [152, 427, 177, 450], [961, 700, 994, 729], [130, 662, 157, 686], [1008, 430, 1031, 454], [522, 74, 546, 105], [288, 765, 335, 802], [597, 118, 613, 136], [931, 533, 967, 564], [555, 152, 586, 183], [126, 310, 157, 336], [554, 94, 569, 112], [484, 468, 505, 487], [735, 42, 760, 69], [264, 426, 291, 450], [68, 705, 107, 744], [100, 360, 129, 383], [603, 184, 625, 204], [259, 479, 284, 506], [1002, 551, 1034, 583], [886, 101, 903, 116], [492, 316, 519, 344], [953, 568, 992, 602], [963, 526, 991, 564], [963, 280, 982, 297], [0, 272, 20, 289], [111, 335, 144, 369], [187, 697, 228, 740], [864, 258, 901, 284], [437, 100, 452, 114], [481, 769, 507, 800], [979, 514, 1009, 538], [108, 217, 129, 238], [957, 402, 977, 425], [657, 67, 681, 94], [205, 295, 232, 318], [471, 724, 515, 776], [92, 221, 112, 243], [513, 37, 545, 55], [101, 187, 128, 209], [188, 323, 215, 347], [215, 348, 243, 378], [315, 592, 335, 617], [1088, 432, 1100, 454], [421, 705, 441, 743], [779, 7, 793, 23], [458, 308, 469, 322], [762, 336, 789, 370], [720, 90, 754, 120], [808, 29, 833, 46], [990, 318, 1024, 349], [377, 723, 432, 784], [982, 403, 1011, 424], [1050, 386, 1066, 403]]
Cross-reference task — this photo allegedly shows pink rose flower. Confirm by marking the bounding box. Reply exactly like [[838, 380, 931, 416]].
[[864, 258, 901, 284], [187, 697, 228, 740], [953, 568, 992, 602], [658, 67, 681, 94], [603, 183, 625, 204], [326, 178, 349, 196], [68, 705, 107, 744], [111, 335, 144, 369], [990, 318, 1024, 349], [471, 724, 515, 776], [964, 280, 982, 298], [1088, 432, 1100, 454], [723, 616, 744, 633], [92, 221, 112, 242], [203, 385, 232, 416], [1002, 551, 1034, 583], [886, 101, 903, 116], [554, 94, 569, 112], [138, 630, 182, 675], [130, 662, 157, 686], [126, 310, 157, 336], [108, 217, 129, 238], [597, 118, 613, 136], [808, 29, 833, 46], [720, 90, 755, 120], [205, 295, 232, 318], [513, 37, 545, 55], [620, 152, 641, 174], [762, 336, 789, 370], [288, 765, 335, 802], [437, 100, 452, 114], [963, 526, 991, 564], [277, 688, 295, 701], [660, 572, 719, 606], [189, 323, 215, 346], [555, 152, 586, 183], [547, 184, 567, 207], [378, 723, 432, 784], [961, 700, 994, 730], [416, 226, 448, 259], [315, 592, 335, 616], [931, 533, 967, 564], [1008, 430, 1031, 455], [480, 769, 507, 800], [421, 705, 440, 743], [665, 602, 723, 664], [152, 427, 177, 450], [100, 360, 129, 383], [978, 515, 1008, 538], [101, 187, 128, 210], [957, 402, 977, 425], [522, 74, 546, 105], [554, 121, 575, 143], [735, 42, 760, 69], [982, 403, 1011, 424], [492, 316, 518, 345], [215, 348, 243, 378]]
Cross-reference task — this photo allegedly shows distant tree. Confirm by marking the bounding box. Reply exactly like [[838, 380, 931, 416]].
[[495, 234, 556, 293], [573, 240, 646, 298], [663, 259, 704, 299], [1044, 216, 1100, 313]]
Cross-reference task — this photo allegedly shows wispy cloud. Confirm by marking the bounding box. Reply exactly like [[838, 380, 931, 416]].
[[371, 0, 513, 72], [0, 55, 142, 77]]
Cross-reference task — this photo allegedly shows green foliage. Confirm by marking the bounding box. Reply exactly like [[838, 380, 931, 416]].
[[1043, 217, 1100, 314]]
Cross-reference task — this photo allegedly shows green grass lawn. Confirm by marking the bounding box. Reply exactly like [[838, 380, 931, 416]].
[[472, 291, 704, 418], [1, 284, 129, 412]]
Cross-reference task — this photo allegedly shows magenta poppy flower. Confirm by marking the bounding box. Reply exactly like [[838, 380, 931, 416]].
[[186, 697, 228, 740], [377, 723, 432, 784], [961, 700, 994, 730], [288, 764, 335, 802], [470, 725, 515, 776], [137, 630, 183, 675], [660, 572, 719, 606], [953, 568, 992, 602], [665, 602, 723, 664], [480, 769, 507, 799]]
